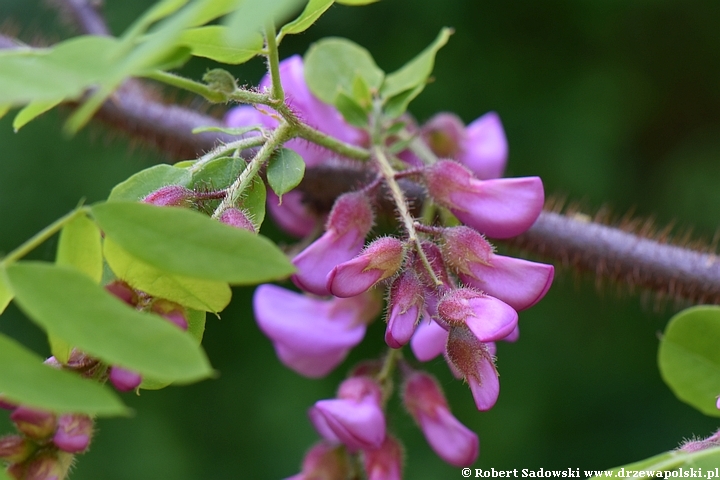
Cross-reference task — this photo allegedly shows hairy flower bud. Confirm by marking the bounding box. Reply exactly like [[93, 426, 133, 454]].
[[385, 271, 424, 348], [141, 185, 194, 207], [402, 370, 479, 467], [151, 299, 188, 331], [219, 208, 256, 233], [108, 366, 142, 392], [424, 160, 544, 238], [447, 325, 500, 411], [104, 280, 138, 306], [437, 288, 517, 343], [422, 112, 465, 158], [10, 407, 57, 441], [0, 435, 34, 463], [23, 451, 71, 480], [327, 237, 404, 298], [53, 414, 93, 453]]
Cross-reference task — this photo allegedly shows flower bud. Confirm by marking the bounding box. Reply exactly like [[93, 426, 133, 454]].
[[422, 112, 465, 158], [385, 272, 424, 348], [142, 185, 194, 207], [437, 288, 517, 343], [0, 435, 35, 463], [447, 325, 500, 411], [53, 414, 93, 453], [424, 160, 544, 238], [23, 451, 71, 480], [309, 377, 386, 451], [10, 407, 57, 441], [219, 208, 256, 233], [402, 370, 478, 467], [151, 299, 188, 331], [363, 435, 403, 480], [104, 280, 138, 306], [285, 442, 349, 480], [108, 366, 142, 392], [327, 237, 404, 298], [292, 192, 374, 296]]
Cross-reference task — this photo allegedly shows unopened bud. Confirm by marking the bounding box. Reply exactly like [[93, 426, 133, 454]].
[[104, 280, 138, 306], [422, 112, 465, 158], [53, 414, 93, 454], [151, 299, 188, 331], [142, 185, 194, 207], [108, 366, 142, 392], [24, 451, 71, 480], [10, 407, 57, 441], [327, 237, 404, 298], [219, 208, 256, 233], [0, 435, 35, 463], [446, 325, 499, 411], [385, 271, 424, 348]]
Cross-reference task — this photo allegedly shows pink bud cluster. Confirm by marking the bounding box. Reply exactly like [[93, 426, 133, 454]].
[[225, 55, 555, 473]]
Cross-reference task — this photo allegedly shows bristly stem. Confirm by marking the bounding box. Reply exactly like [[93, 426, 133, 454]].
[[188, 136, 267, 174], [144, 71, 227, 103], [1, 209, 84, 266], [264, 21, 284, 104], [373, 146, 442, 286]]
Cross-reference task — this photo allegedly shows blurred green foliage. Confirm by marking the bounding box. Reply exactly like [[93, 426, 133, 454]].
[[2, 0, 720, 477]]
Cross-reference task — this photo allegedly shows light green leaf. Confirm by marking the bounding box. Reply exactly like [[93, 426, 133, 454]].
[[0, 332, 127, 416], [335, 91, 369, 127], [280, 0, 335, 37], [304, 37, 384, 105], [56, 212, 103, 283], [383, 83, 423, 118], [588, 445, 720, 478], [658, 305, 720, 417], [335, 0, 379, 4], [13, 98, 63, 132], [104, 238, 232, 312], [225, 0, 304, 47], [0, 104, 11, 120], [48, 334, 72, 365], [180, 26, 263, 64], [140, 308, 206, 390], [243, 174, 267, 230], [380, 27, 453, 99], [267, 148, 306, 198], [0, 267, 13, 315], [351, 74, 372, 109], [91, 202, 294, 284], [108, 164, 192, 202], [192, 125, 262, 136], [7, 262, 213, 383], [191, 156, 245, 190]]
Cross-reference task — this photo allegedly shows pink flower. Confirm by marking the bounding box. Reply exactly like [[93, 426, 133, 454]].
[[327, 237, 404, 298], [424, 160, 544, 239], [385, 272, 424, 348], [53, 414, 93, 453], [443, 226, 554, 311], [363, 435, 403, 480], [436, 288, 518, 343], [410, 319, 448, 361], [253, 285, 379, 378], [309, 377, 386, 451], [108, 366, 142, 392], [403, 370, 479, 467], [284, 442, 348, 480], [446, 326, 500, 411], [292, 192, 374, 296]]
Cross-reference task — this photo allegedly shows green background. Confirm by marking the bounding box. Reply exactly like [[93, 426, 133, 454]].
[[2, 0, 720, 477]]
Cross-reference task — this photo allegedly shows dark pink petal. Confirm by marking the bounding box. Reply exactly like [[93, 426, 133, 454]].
[[467, 355, 500, 411], [460, 255, 554, 311], [460, 111, 507, 180], [419, 407, 479, 467], [410, 319, 448, 361], [309, 398, 386, 451], [328, 237, 404, 298], [437, 289, 518, 343], [446, 326, 500, 411]]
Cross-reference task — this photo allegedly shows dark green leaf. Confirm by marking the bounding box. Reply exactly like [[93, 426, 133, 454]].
[[243, 174, 267, 230], [280, 0, 335, 37], [0, 332, 127, 416], [180, 26, 263, 64], [108, 164, 192, 202], [91, 202, 293, 284], [191, 156, 245, 190], [335, 0, 379, 4], [13, 98, 62, 132], [267, 148, 306, 197], [56, 212, 103, 283], [7, 262, 213, 383], [104, 238, 232, 312], [380, 27, 452, 99], [304, 37, 384, 105], [335, 91, 369, 127], [658, 305, 720, 417]]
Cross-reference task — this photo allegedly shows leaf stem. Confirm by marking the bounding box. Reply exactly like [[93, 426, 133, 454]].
[[144, 70, 227, 103], [1, 209, 83, 266], [295, 122, 371, 161], [188, 136, 267, 174], [264, 21, 284, 104]]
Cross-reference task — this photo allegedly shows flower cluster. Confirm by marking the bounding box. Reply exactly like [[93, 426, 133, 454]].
[[225, 54, 555, 474]]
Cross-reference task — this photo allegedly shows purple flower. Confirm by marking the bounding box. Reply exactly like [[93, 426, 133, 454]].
[[253, 284, 380, 378], [363, 435, 403, 480], [309, 377, 386, 451], [424, 160, 544, 239], [108, 366, 142, 392], [327, 237, 404, 298], [446, 326, 500, 411], [384, 271, 424, 348], [403, 370, 479, 467], [53, 414, 93, 453], [292, 192, 374, 296], [423, 111, 508, 180], [443, 226, 554, 311], [436, 288, 518, 343], [284, 442, 348, 480]]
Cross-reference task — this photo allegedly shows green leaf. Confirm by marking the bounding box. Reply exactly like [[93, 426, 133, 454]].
[[192, 125, 263, 136], [383, 83, 423, 118], [304, 37, 384, 105], [351, 74, 372, 109], [243, 174, 267, 230], [191, 156, 245, 190], [267, 148, 306, 198], [380, 27, 452, 99], [280, 0, 335, 37], [7, 262, 213, 383], [104, 238, 232, 312], [91, 202, 294, 284], [335, 91, 369, 127], [0, 104, 11, 120], [587, 446, 720, 478], [0, 267, 13, 315], [48, 334, 72, 365], [13, 98, 63, 132], [56, 212, 103, 283], [335, 0, 379, 4], [225, 0, 304, 47], [658, 305, 720, 417], [180, 26, 263, 64], [108, 164, 192, 202], [0, 332, 127, 416]]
